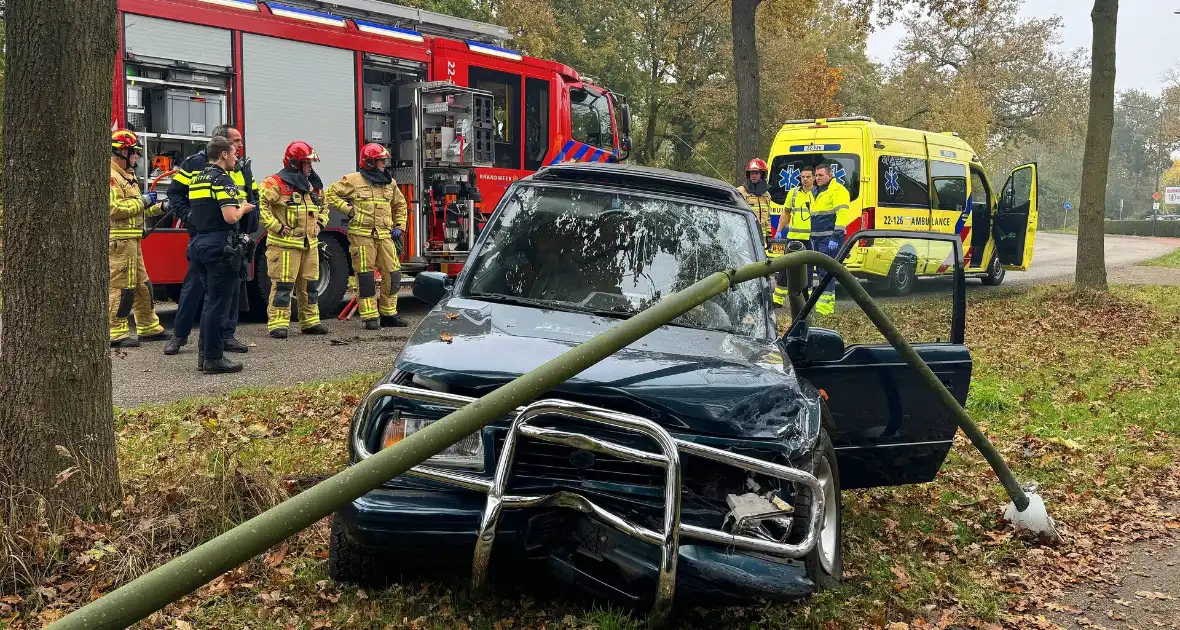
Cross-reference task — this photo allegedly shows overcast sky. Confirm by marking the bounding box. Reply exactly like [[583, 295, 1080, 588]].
[[865, 1, 1179, 94]]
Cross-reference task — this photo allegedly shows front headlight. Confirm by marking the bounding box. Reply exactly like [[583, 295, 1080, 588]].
[[380, 410, 484, 471]]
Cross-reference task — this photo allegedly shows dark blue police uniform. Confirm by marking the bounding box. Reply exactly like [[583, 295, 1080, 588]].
[[187, 164, 248, 372], [166, 153, 258, 355]]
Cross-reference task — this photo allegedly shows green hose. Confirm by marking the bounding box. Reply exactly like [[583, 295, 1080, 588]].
[[47, 250, 1027, 630]]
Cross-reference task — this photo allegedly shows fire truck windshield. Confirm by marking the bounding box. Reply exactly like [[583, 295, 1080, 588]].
[[570, 86, 614, 151]]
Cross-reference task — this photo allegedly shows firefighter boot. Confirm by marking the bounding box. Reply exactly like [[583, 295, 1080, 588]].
[[270, 329, 289, 339], [111, 338, 141, 349], [363, 319, 380, 330], [164, 336, 186, 355], [203, 357, 243, 374], [381, 315, 409, 328], [301, 323, 329, 335]]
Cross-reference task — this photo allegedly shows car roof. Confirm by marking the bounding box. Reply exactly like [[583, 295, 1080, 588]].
[[527, 162, 744, 206]]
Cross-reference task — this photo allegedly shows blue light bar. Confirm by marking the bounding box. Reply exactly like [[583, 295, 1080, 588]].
[[354, 19, 425, 43], [267, 2, 345, 27], [466, 40, 522, 61]]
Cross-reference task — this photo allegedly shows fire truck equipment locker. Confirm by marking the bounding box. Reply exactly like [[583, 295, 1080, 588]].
[[123, 14, 231, 68]]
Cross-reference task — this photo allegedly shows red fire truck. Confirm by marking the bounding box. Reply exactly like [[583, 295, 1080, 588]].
[[114, 0, 631, 316]]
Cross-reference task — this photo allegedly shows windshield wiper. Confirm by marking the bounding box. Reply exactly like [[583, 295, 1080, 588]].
[[468, 292, 634, 319]]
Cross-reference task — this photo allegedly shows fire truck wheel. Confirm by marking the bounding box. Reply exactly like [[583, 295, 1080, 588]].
[[317, 236, 350, 317]]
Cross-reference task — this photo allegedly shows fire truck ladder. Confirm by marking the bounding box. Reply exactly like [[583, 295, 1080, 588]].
[[284, 0, 512, 44]]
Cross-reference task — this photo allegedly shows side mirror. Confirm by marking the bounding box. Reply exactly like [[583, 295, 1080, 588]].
[[413, 271, 451, 306], [783, 326, 845, 365]]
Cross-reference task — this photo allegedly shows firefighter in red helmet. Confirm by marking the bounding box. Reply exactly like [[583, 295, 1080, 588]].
[[109, 129, 170, 347], [737, 158, 774, 247], [257, 141, 330, 338], [325, 143, 410, 329]]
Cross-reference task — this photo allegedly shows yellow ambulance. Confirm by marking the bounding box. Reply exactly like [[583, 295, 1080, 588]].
[[766, 117, 1038, 295]]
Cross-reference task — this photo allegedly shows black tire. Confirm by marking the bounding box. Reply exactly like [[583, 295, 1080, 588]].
[[980, 251, 1006, 286], [793, 419, 842, 590], [885, 253, 917, 296], [317, 236, 350, 318], [328, 515, 389, 587]]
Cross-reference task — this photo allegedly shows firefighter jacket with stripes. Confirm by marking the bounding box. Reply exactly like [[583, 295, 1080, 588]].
[[784, 187, 816, 240], [809, 180, 851, 238], [258, 174, 328, 249], [737, 185, 775, 242], [168, 151, 259, 234], [324, 172, 408, 240], [110, 160, 164, 241]]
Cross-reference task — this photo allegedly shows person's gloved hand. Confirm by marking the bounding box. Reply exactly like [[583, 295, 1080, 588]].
[[391, 228, 404, 241], [140, 191, 158, 207], [278, 226, 292, 237]]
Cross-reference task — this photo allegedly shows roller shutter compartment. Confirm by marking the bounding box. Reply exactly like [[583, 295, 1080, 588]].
[[124, 14, 231, 68]]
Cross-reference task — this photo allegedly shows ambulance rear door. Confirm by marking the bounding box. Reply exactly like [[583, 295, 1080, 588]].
[[995, 163, 1039, 270]]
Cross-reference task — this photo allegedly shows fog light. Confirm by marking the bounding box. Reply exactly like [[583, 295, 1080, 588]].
[[381, 410, 484, 470]]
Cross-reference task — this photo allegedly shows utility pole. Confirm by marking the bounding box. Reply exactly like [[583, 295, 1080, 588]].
[[1154, 106, 1165, 236]]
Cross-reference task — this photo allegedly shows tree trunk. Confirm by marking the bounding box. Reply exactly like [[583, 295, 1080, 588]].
[[732, 0, 760, 183], [1075, 0, 1118, 291], [0, 0, 122, 515]]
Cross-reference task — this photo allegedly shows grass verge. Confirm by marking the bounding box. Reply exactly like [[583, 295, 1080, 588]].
[[3, 286, 1180, 629], [1143, 246, 1180, 268]]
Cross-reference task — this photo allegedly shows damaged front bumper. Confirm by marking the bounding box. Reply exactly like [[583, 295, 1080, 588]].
[[346, 385, 824, 622]]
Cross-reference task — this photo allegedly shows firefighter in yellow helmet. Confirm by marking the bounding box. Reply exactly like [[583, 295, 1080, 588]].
[[737, 158, 774, 248], [257, 141, 330, 338], [109, 129, 170, 347], [325, 143, 410, 329]]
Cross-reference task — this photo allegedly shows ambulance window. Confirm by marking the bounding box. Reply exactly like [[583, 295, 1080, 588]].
[[930, 160, 967, 211], [768, 154, 860, 204], [969, 168, 989, 211], [471, 66, 522, 170], [570, 86, 613, 150], [525, 78, 550, 171], [878, 156, 929, 208]]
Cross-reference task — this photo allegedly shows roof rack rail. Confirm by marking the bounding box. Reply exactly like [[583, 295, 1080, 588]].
[[282, 0, 512, 44], [781, 115, 875, 125]]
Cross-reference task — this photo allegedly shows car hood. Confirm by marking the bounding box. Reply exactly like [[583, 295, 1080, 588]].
[[393, 297, 813, 439]]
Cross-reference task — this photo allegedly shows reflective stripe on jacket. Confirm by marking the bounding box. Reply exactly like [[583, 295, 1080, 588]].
[[810, 180, 851, 238], [258, 175, 328, 249], [785, 187, 815, 240], [325, 172, 408, 239], [737, 185, 775, 240], [109, 160, 163, 241]]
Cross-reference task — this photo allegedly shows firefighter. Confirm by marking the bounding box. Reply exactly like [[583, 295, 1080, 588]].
[[164, 125, 259, 357], [736, 158, 774, 247], [325, 143, 410, 330], [809, 163, 851, 316], [109, 129, 170, 347], [258, 141, 330, 338], [186, 135, 255, 373], [772, 165, 816, 306]]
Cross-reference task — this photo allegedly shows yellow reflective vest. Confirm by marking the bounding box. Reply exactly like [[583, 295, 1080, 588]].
[[325, 172, 408, 240], [784, 187, 815, 241], [810, 181, 851, 238], [737, 185, 774, 243], [109, 160, 164, 241], [258, 175, 329, 250]]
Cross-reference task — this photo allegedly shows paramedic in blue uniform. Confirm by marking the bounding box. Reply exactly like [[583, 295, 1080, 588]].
[[164, 124, 258, 357], [186, 136, 255, 374]]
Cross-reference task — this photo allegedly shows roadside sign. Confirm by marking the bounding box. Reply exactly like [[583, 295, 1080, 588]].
[[1165, 186, 1180, 205], [1153, 191, 1162, 201], [1154, 202, 1161, 210], [1063, 201, 1073, 210]]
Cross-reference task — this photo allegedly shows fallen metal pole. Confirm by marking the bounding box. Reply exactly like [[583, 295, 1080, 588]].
[[48, 250, 1031, 630]]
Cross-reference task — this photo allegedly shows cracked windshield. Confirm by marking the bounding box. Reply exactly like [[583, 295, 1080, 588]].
[[464, 184, 766, 337]]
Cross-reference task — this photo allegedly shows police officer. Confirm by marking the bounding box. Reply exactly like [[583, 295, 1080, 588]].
[[109, 129, 171, 347], [809, 163, 851, 316], [164, 124, 259, 356], [187, 135, 255, 374], [258, 141, 330, 338], [325, 143, 410, 330], [772, 165, 816, 306], [736, 158, 774, 247]]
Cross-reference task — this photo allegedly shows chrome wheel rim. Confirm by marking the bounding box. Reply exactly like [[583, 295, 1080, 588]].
[[992, 256, 1005, 282], [894, 262, 911, 290], [816, 455, 839, 574]]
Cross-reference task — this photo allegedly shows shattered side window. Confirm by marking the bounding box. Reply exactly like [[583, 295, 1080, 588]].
[[465, 184, 768, 337]]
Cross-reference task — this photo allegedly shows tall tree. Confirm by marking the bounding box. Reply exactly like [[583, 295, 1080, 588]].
[[0, 0, 122, 514], [1075, 0, 1118, 291], [731, 0, 761, 181]]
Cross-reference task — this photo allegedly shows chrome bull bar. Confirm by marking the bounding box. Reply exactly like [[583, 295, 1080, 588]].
[[352, 384, 824, 621]]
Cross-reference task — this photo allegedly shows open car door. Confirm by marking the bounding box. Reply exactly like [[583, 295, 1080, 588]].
[[782, 230, 970, 489], [994, 163, 1038, 271]]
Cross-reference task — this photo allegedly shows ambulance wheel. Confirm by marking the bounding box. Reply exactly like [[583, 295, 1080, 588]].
[[981, 252, 1006, 286], [795, 422, 842, 590], [317, 236, 350, 318], [885, 254, 917, 296]]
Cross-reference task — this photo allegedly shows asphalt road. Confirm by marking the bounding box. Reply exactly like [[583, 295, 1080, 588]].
[[108, 232, 1180, 408]]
